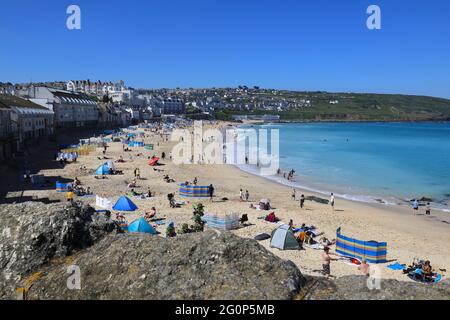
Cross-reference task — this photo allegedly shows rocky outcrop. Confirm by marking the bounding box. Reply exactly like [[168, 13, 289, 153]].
[[303, 276, 450, 300], [0, 202, 120, 299], [26, 231, 306, 300]]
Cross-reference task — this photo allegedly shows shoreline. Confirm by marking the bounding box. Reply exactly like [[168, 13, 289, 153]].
[[233, 122, 450, 212]]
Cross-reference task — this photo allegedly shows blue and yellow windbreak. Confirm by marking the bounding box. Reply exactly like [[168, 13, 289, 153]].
[[179, 185, 210, 198], [336, 228, 387, 264]]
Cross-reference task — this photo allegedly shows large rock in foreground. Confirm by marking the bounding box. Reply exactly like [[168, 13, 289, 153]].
[[0, 202, 120, 299], [304, 276, 450, 300], [27, 231, 305, 300]]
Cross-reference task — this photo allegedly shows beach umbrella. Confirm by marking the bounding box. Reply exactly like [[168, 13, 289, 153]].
[[148, 157, 160, 166]]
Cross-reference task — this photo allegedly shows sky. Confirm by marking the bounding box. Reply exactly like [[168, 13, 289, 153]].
[[0, 0, 449, 98]]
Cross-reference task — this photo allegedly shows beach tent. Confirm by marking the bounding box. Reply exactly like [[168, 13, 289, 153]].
[[104, 161, 115, 172], [113, 196, 138, 211], [128, 217, 157, 235], [148, 157, 160, 166], [56, 181, 71, 192], [95, 164, 110, 175], [336, 227, 387, 264], [270, 224, 300, 250], [179, 184, 210, 197], [96, 195, 112, 209]]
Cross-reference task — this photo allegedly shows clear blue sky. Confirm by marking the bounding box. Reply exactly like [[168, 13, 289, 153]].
[[1, 0, 449, 98]]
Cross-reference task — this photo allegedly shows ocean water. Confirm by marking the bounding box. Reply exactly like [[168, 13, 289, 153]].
[[236, 122, 450, 210]]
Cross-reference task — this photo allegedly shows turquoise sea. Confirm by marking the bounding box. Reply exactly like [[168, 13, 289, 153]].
[[236, 122, 450, 210]]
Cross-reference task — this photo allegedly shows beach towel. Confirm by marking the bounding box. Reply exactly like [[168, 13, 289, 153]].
[[304, 243, 324, 250], [387, 262, 407, 271], [408, 269, 443, 284]]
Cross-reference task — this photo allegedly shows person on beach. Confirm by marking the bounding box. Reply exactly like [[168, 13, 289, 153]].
[[358, 258, 370, 277], [67, 190, 74, 203], [321, 247, 339, 277], [413, 199, 419, 213], [208, 184, 215, 201], [292, 189, 296, 201], [330, 193, 335, 212], [239, 189, 244, 201], [425, 202, 431, 215], [245, 190, 250, 202], [193, 177, 198, 185], [166, 222, 176, 238], [300, 194, 305, 209]]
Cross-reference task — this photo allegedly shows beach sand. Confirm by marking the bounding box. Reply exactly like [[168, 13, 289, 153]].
[[6, 122, 450, 283]]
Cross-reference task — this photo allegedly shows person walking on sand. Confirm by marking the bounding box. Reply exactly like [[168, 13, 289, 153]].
[[412, 199, 419, 214], [292, 188, 296, 201], [208, 184, 215, 202], [330, 193, 335, 213], [239, 189, 244, 202], [300, 194, 305, 209], [321, 247, 339, 277], [245, 190, 249, 202], [136, 168, 140, 180], [425, 202, 431, 215]]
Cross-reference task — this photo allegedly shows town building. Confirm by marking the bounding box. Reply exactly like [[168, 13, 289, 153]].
[[17, 87, 99, 129], [156, 98, 185, 114], [0, 95, 54, 156]]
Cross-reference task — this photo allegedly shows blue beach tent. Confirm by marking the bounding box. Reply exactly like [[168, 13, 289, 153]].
[[112, 196, 138, 211], [95, 164, 110, 175], [128, 217, 157, 234]]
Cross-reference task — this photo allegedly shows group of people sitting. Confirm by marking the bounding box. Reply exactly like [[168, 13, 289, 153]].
[[250, 200, 272, 211], [163, 175, 175, 183], [404, 259, 438, 283]]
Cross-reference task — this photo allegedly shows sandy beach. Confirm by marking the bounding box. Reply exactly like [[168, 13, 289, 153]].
[[5, 122, 449, 283]]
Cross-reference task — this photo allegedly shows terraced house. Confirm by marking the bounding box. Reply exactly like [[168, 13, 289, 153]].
[[0, 95, 54, 159], [17, 87, 99, 129]]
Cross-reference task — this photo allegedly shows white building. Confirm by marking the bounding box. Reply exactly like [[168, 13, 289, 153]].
[[0, 95, 54, 148], [156, 98, 185, 114], [66, 80, 132, 103], [17, 87, 99, 129]]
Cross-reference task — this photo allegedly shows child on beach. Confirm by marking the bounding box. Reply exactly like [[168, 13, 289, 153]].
[[426, 202, 431, 215]]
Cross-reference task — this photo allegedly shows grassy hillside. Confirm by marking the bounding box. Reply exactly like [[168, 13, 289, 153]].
[[215, 92, 450, 121]]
